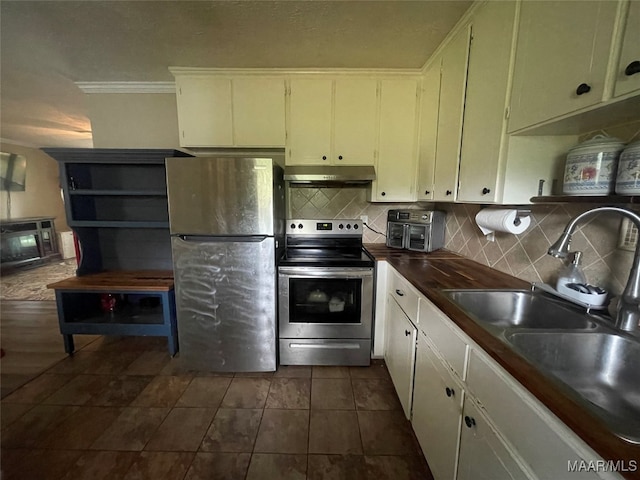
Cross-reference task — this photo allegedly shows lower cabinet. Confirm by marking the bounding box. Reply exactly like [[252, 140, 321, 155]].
[[412, 332, 464, 480], [457, 398, 534, 480], [385, 295, 417, 419]]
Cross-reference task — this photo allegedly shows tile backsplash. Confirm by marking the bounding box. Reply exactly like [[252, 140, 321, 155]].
[[288, 187, 633, 296]]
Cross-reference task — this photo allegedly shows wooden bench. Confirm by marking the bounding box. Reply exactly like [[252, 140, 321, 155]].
[[47, 270, 178, 355]]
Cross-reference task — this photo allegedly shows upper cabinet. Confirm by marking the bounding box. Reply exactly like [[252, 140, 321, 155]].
[[457, 1, 517, 203], [431, 26, 471, 202], [172, 71, 286, 148], [287, 77, 377, 166], [508, 0, 634, 133], [373, 78, 420, 202], [416, 59, 442, 202], [614, 0, 640, 98]]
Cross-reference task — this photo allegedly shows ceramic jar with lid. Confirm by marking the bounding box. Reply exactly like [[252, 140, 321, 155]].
[[615, 141, 640, 195], [562, 135, 625, 196]]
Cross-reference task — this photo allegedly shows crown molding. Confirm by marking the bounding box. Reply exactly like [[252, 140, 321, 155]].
[[168, 67, 422, 77], [75, 82, 175, 94]]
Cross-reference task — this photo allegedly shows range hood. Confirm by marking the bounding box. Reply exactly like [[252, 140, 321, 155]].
[[284, 165, 376, 186]]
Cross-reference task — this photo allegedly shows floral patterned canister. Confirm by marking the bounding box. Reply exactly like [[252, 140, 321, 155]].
[[562, 135, 625, 196], [615, 141, 640, 195]]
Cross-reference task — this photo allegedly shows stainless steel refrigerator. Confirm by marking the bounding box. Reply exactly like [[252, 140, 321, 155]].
[[165, 151, 285, 372]]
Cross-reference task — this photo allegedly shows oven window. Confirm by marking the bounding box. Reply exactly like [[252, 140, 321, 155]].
[[289, 278, 362, 324], [408, 224, 427, 250]]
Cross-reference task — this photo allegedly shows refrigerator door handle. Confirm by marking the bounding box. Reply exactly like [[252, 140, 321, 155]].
[[177, 235, 269, 243]]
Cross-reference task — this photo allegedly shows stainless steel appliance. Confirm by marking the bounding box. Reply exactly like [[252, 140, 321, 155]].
[[166, 150, 285, 372], [386, 209, 446, 252], [278, 219, 375, 366]]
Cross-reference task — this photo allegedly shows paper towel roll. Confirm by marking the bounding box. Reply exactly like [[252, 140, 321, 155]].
[[475, 209, 530, 235]]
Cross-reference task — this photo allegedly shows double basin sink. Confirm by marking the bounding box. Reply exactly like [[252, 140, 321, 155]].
[[440, 289, 640, 444]]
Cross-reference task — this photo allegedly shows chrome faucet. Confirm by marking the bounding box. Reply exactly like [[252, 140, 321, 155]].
[[548, 206, 640, 333]]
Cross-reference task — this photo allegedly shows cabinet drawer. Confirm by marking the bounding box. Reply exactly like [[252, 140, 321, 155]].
[[418, 296, 467, 380], [388, 268, 419, 323], [466, 348, 611, 480]]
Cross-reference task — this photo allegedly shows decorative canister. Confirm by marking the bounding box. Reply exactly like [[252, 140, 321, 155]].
[[562, 135, 625, 196], [615, 141, 640, 195]]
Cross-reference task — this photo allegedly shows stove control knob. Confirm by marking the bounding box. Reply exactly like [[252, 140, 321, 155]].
[[298, 223, 303, 229], [346, 224, 352, 229], [290, 223, 296, 229], [338, 224, 344, 229], [353, 224, 359, 230]]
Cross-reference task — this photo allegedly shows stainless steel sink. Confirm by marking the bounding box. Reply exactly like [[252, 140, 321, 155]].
[[440, 289, 598, 330], [505, 331, 640, 443]]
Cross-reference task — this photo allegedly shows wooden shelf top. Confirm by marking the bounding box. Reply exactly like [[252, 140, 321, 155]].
[[530, 195, 638, 204], [47, 270, 174, 292]]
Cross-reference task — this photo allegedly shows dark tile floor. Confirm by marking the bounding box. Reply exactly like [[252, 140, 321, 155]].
[[1, 335, 433, 479]]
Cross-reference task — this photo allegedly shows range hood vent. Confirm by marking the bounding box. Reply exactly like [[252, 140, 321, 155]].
[[284, 165, 376, 186]]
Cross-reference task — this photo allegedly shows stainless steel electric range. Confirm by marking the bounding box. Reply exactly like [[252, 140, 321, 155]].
[[278, 219, 375, 366]]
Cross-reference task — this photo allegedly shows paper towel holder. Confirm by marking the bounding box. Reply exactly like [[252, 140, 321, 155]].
[[513, 209, 531, 227]]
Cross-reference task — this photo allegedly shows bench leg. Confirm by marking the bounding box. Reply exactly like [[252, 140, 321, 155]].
[[63, 334, 75, 354], [167, 334, 178, 357]]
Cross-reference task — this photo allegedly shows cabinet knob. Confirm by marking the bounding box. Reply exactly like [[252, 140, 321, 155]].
[[576, 83, 591, 96], [395, 289, 405, 297], [445, 387, 455, 397], [445, 190, 452, 196], [482, 187, 491, 195], [625, 61, 640, 76], [338, 155, 343, 160], [464, 416, 476, 428], [381, 192, 386, 196], [322, 156, 327, 161], [404, 330, 411, 336], [425, 190, 431, 195]]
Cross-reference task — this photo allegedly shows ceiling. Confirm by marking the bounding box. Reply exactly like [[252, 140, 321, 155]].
[[0, 0, 472, 148]]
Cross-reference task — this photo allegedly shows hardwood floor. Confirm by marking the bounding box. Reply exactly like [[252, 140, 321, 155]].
[[0, 300, 98, 398]]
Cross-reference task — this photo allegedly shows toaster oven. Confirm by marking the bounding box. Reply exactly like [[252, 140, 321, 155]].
[[386, 210, 446, 252]]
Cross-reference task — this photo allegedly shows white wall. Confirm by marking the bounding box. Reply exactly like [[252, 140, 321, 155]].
[[0, 142, 69, 232], [86, 93, 180, 149]]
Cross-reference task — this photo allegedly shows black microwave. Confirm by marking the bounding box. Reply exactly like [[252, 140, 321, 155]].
[[386, 210, 446, 252]]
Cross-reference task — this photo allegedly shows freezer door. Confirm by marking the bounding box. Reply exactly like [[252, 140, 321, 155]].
[[166, 156, 284, 236], [172, 235, 277, 372]]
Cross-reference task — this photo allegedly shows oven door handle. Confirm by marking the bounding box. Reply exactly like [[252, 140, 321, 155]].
[[278, 267, 373, 277]]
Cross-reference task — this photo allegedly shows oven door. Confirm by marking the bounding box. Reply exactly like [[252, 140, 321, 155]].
[[386, 222, 406, 249], [407, 223, 431, 252], [278, 267, 374, 339]]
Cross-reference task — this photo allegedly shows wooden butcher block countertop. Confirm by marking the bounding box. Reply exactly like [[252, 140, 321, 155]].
[[364, 244, 640, 479]]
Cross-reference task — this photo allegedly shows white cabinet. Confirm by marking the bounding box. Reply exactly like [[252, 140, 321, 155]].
[[508, 1, 620, 133], [372, 78, 420, 202], [175, 76, 233, 147], [432, 25, 471, 202], [417, 59, 441, 201], [457, 397, 535, 480], [385, 295, 417, 419], [412, 332, 463, 480], [287, 77, 378, 166], [231, 77, 286, 147], [614, 0, 640, 98], [173, 73, 286, 147], [457, 1, 517, 203]]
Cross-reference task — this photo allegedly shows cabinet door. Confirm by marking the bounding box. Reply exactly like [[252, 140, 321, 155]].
[[457, 398, 535, 480], [333, 78, 378, 165], [457, 1, 517, 203], [417, 60, 441, 201], [508, 1, 619, 132], [175, 76, 233, 147], [385, 296, 417, 419], [232, 78, 286, 146], [375, 79, 419, 202], [614, 0, 640, 97], [412, 333, 463, 480], [287, 78, 333, 165], [432, 25, 471, 202]]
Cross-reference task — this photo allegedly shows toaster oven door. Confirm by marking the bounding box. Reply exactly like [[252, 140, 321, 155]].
[[407, 223, 430, 251], [386, 222, 406, 249]]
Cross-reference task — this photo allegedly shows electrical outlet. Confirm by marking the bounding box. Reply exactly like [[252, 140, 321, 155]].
[[360, 215, 369, 225]]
